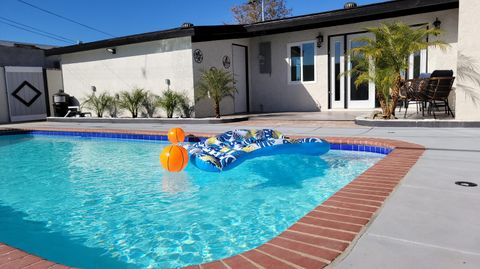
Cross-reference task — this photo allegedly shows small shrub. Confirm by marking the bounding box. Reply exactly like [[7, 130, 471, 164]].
[[158, 90, 182, 118], [106, 93, 120, 118], [177, 92, 194, 118], [82, 91, 112, 118], [142, 91, 160, 118], [119, 88, 147, 118]]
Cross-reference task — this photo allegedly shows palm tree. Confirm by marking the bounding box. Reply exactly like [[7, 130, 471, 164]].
[[158, 90, 182, 118], [196, 68, 236, 118], [118, 88, 147, 118], [106, 93, 120, 118], [177, 92, 194, 118], [350, 22, 446, 118], [82, 91, 112, 118], [142, 91, 160, 118]]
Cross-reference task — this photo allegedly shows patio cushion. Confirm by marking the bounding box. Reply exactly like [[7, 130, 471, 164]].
[[430, 70, 453, 77]]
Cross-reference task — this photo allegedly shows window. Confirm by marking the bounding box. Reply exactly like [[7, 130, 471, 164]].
[[259, 42, 271, 74], [288, 41, 316, 82]]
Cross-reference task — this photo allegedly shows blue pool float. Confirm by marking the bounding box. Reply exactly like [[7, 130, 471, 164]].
[[185, 129, 330, 172]]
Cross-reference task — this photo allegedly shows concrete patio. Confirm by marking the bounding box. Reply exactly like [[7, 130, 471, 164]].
[[1, 120, 479, 269]]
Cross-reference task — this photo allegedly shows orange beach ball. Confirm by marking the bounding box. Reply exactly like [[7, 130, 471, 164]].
[[160, 145, 189, 172], [168, 128, 185, 144]]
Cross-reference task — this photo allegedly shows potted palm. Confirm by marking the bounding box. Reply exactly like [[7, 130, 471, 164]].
[[196, 68, 236, 118], [118, 88, 146, 118], [82, 91, 112, 118], [350, 22, 446, 119]]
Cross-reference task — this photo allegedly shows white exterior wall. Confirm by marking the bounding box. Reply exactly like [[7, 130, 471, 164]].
[[249, 9, 459, 113], [455, 0, 480, 120], [45, 69, 63, 116], [60, 37, 194, 117], [192, 38, 250, 117]]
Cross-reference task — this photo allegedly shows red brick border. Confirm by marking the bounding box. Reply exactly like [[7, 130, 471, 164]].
[[0, 128, 425, 269], [0, 243, 72, 269]]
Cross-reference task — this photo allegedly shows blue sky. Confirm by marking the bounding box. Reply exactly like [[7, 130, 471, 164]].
[[1, 0, 385, 46]]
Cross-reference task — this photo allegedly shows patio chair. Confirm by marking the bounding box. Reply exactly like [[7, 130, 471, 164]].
[[399, 77, 429, 118], [423, 76, 455, 119], [64, 106, 92, 117]]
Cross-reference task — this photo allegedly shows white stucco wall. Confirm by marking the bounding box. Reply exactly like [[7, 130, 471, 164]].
[[45, 69, 63, 116], [455, 0, 480, 120], [60, 37, 194, 117], [248, 9, 459, 113], [192, 38, 250, 117]]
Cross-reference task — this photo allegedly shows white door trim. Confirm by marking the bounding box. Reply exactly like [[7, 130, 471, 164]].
[[346, 33, 375, 109], [329, 36, 345, 109]]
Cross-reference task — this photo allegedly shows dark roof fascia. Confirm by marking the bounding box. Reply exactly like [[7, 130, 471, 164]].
[[191, 25, 249, 42], [45, 27, 195, 56], [243, 0, 459, 35], [46, 0, 458, 54]]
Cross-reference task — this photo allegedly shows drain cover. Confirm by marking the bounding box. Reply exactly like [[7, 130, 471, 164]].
[[455, 181, 478, 187]]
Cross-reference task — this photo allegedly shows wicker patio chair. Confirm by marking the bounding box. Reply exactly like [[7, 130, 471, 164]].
[[423, 76, 455, 119], [399, 78, 429, 118]]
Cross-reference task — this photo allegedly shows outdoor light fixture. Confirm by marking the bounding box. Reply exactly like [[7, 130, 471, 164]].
[[106, 48, 116, 54], [316, 33, 324, 48], [433, 17, 441, 30], [91, 86, 96, 92], [165, 79, 171, 90]]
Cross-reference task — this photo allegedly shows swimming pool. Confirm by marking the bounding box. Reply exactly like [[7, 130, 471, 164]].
[[0, 134, 384, 269]]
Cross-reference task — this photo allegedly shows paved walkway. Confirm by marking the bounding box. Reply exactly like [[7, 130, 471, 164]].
[[2, 121, 480, 269]]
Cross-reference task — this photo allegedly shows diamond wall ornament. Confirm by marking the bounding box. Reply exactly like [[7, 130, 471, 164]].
[[11, 81, 42, 107]]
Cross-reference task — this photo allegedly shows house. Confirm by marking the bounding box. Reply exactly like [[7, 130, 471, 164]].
[[4, 0, 480, 121]]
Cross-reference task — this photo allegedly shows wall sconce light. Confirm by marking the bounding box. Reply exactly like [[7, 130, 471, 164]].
[[433, 17, 441, 30], [165, 79, 171, 90], [106, 48, 116, 54], [316, 34, 324, 48], [91, 86, 96, 92]]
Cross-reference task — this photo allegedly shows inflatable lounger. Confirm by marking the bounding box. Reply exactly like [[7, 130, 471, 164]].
[[186, 129, 330, 172]]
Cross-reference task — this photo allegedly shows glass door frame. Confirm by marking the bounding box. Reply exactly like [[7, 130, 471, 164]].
[[328, 32, 376, 109], [329, 36, 345, 109], [346, 33, 376, 109]]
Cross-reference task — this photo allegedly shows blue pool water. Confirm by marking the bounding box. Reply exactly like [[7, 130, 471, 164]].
[[0, 134, 384, 269]]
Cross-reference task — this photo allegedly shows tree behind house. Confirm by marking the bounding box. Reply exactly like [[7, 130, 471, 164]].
[[231, 0, 292, 24]]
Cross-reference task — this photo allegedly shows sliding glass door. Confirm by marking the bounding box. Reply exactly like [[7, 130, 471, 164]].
[[329, 33, 375, 109], [329, 36, 345, 109], [346, 33, 375, 108]]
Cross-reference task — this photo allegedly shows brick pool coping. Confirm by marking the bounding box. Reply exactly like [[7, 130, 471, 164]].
[[0, 127, 425, 269]]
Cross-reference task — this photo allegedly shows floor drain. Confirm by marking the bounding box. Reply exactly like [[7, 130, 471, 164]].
[[455, 181, 478, 187]]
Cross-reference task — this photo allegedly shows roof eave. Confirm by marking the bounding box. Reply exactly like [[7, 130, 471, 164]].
[[244, 0, 459, 34], [45, 27, 195, 56]]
